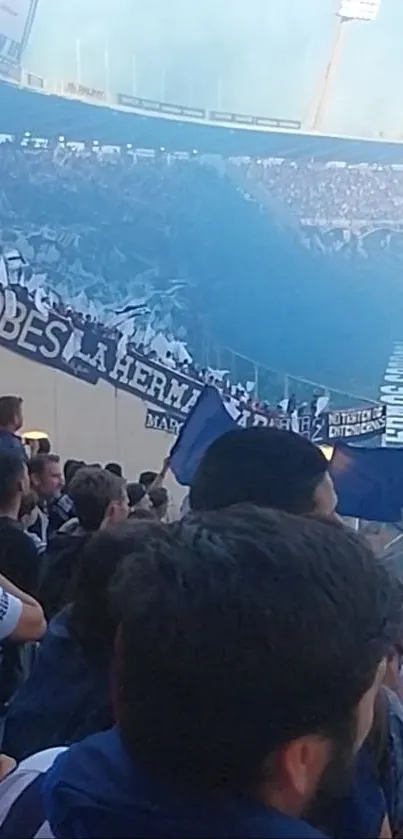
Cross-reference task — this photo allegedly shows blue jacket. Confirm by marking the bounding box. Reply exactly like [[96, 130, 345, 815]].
[[0, 430, 25, 454], [40, 729, 326, 838], [3, 608, 113, 761]]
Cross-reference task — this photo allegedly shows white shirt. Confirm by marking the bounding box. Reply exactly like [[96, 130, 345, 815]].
[[0, 748, 66, 837], [0, 587, 22, 641]]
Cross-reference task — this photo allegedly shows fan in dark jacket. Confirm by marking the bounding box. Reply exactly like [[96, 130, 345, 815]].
[[3, 521, 141, 761], [38, 467, 129, 620]]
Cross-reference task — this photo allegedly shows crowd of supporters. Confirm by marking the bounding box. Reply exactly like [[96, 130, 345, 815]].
[[244, 159, 403, 222], [0, 389, 401, 837]]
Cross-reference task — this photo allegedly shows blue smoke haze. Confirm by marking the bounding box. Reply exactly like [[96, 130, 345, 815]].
[[2, 0, 399, 399], [27, 0, 403, 137]]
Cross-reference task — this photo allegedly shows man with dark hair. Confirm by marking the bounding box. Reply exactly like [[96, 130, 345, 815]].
[[0, 507, 399, 838], [139, 469, 158, 489], [0, 452, 40, 594], [149, 486, 169, 520], [105, 462, 123, 478], [29, 455, 63, 505], [0, 396, 24, 454], [190, 426, 337, 516], [39, 467, 129, 619]]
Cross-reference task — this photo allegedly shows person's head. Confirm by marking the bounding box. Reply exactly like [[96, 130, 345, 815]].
[[0, 451, 29, 516], [37, 437, 51, 455], [190, 427, 337, 517], [127, 482, 152, 513], [113, 506, 401, 818], [105, 462, 123, 478], [63, 459, 86, 490], [149, 487, 169, 521], [18, 489, 40, 530], [29, 454, 63, 501], [69, 521, 148, 662], [139, 470, 158, 490], [69, 467, 129, 532], [0, 396, 23, 433]]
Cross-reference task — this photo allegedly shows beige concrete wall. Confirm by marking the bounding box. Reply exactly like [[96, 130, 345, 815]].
[[0, 345, 183, 502]]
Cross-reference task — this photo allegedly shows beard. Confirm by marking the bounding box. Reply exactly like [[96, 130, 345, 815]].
[[302, 720, 358, 834]]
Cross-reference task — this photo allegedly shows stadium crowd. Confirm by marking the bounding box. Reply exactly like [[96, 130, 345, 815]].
[[0, 393, 400, 837], [2, 68, 403, 839], [247, 159, 403, 222], [0, 137, 332, 415]]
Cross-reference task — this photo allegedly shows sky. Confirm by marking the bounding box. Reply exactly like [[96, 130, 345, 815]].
[[24, 0, 403, 137]]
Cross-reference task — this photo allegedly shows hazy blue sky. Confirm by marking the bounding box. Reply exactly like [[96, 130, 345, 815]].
[[25, 0, 403, 137]]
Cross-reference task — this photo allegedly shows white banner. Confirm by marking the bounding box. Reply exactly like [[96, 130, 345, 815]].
[[0, 0, 37, 62], [339, 0, 381, 21]]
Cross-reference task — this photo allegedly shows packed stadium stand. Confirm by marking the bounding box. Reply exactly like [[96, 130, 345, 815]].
[[0, 74, 402, 409]]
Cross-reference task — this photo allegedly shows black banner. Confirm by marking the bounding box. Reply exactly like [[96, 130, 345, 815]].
[[326, 406, 386, 441], [117, 92, 206, 120], [145, 408, 183, 436], [0, 289, 384, 444], [209, 110, 302, 130]]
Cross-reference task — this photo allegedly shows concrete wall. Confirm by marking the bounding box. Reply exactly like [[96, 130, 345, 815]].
[[0, 345, 183, 502]]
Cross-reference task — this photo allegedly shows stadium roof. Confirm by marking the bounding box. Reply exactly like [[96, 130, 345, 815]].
[[2, 80, 403, 164]]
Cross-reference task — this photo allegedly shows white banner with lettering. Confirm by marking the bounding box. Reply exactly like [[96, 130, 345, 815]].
[[380, 342, 403, 446]]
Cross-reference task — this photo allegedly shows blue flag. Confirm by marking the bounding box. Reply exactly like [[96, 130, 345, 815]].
[[170, 386, 237, 486], [330, 444, 403, 522]]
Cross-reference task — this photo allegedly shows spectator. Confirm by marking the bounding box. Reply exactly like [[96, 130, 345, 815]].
[[28, 454, 63, 505], [127, 482, 152, 516], [139, 470, 158, 490], [28, 454, 64, 543], [148, 486, 169, 520], [37, 438, 51, 455], [0, 452, 41, 595], [190, 426, 337, 516], [189, 426, 403, 837], [48, 459, 85, 536], [18, 490, 46, 554], [3, 521, 145, 761], [0, 507, 399, 838], [0, 396, 24, 455], [105, 462, 123, 478], [39, 467, 129, 619]]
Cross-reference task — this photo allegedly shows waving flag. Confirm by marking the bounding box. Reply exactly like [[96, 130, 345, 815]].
[[170, 386, 237, 486], [330, 444, 403, 522]]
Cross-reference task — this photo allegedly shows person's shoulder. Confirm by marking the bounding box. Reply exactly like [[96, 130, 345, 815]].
[[0, 523, 39, 559], [0, 748, 66, 838]]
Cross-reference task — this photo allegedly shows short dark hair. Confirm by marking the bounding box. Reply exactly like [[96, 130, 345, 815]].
[[70, 521, 146, 662], [139, 471, 157, 489], [127, 482, 146, 508], [64, 459, 86, 487], [28, 453, 60, 479], [37, 438, 51, 455], [69, 467, 125, 531], [113, 506, 402, 793], [149, 487, 168, 511], [105, 462, 123, 478], [0, 396, 22, 427], [0, 451, 26, 507], [190, 427, 328, 514]]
